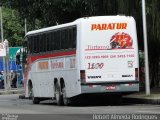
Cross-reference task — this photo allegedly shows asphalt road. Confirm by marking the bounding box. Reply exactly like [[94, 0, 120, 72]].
[[0, 94, 159, 120]]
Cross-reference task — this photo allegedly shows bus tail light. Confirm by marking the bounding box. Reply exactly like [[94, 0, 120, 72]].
[[80, 70, 86, 83], [135, 68, 139, 80]]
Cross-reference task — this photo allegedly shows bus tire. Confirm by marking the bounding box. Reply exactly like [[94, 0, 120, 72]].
[[31, 88, 40, 104], [32, 97, 40, 104], [55, 82, 63, 106], [62, 84, 70, 106]]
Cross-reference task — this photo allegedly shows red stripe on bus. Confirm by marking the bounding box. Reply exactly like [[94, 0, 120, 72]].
[[28, 50, 76, 63], [85, 48, 134, 51]]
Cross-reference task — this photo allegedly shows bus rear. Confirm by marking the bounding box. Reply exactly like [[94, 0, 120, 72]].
[[79, 16, 139, 94]]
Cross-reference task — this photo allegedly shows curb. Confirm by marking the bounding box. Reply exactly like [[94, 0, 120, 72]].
[[0, 89, 24, 95]]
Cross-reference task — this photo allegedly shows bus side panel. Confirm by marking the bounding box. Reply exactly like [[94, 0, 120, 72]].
[[28, 54, 82, 98]]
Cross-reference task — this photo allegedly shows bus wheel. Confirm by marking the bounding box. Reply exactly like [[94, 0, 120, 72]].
[[55, 82, 63, 106], [31, 88, 40, 104], [62, 84, 70, 106]]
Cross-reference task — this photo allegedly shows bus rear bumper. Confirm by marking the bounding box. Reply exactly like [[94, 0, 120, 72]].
[[81, 83, 139, 95]]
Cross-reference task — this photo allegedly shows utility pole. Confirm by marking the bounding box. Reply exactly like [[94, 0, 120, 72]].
[[0, 3, 7, 91], [142, 0, 150, 95], [0, 4, 3, 41], [25, 18, 27, 35]]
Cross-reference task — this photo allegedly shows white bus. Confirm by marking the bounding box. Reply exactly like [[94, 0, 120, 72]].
[[22, 16, 139, 105]]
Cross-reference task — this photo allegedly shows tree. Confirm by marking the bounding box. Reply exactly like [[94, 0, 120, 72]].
[[146, 0, 160, 87], [2, 7, 24, 47]]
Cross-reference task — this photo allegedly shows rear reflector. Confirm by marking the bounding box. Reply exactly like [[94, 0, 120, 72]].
[[80, 70, 86, 83], [135, 68, 139, 80]]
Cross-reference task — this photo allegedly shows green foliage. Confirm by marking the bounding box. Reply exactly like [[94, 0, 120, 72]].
[[16, 0, 93, 29], [146, 0, 160, 87], [1, 6, 24, 47]]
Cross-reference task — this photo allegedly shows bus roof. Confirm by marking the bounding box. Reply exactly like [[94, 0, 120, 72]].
[[25, 22, 77, 36], [25, 15, 134, 36]]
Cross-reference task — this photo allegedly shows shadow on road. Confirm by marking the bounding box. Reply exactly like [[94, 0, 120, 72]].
[[39, 95, 136, 107]]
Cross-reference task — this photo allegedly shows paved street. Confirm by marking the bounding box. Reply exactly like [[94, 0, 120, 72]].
[[0, 94, 160, 114], [0, 94, 160, 120]]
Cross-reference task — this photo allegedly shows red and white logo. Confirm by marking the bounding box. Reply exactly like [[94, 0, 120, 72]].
[[110, 32, 133, 49]]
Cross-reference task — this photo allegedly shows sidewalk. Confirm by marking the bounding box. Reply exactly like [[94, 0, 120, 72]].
[[123, 88, 160, 104], [0, 87, 24, 95]]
